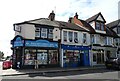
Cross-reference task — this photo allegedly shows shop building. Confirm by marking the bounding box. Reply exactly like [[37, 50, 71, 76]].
[[11, 11, 61, 69], [69, 12, 118, 66], [58, 21, 91, 67], [107, 19, 120, 57]]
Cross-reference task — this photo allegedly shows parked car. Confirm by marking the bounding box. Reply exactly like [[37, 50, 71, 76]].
[[105, 57, 120, 70], [2, 59, 12, 70]]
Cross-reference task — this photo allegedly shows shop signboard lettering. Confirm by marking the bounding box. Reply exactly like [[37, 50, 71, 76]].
[[25, 40, 58, 48]]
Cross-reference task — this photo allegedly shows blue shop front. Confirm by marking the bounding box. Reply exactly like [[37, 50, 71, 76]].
[[11, 35, 59, 69], [61, 44, 91, 68]]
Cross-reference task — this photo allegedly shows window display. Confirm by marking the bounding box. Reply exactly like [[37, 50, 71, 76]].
[[48, 50, 58, 64], [37, 50, 47, 65], [24, 49, 36, 65]]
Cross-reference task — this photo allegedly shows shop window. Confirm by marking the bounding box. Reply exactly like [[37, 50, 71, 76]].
[[74, 32, 78, 43], [35, 27, 40, 37], [93, 53, 96, 62], [41, 28, 47, 38], [48, 50, 58, 64], [24, 49, 36, 65], [48, 29, 53, 39], [37, 50, 47, 65], [83, 33, 87, 44], [63, 31, 67, 42], [63, 50, 74, 64], [68, 31, 73, 42]]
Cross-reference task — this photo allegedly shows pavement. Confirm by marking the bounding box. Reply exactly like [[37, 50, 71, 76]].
[[2, 65, 106, 76]]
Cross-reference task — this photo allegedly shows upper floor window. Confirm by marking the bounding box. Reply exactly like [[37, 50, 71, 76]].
[[95, 22, 105, 31], [41, 28, 47, 38], [48, 29, 53, 39], [83, 33, 87, 44], [63, 31, 67, 42], [117, 27, 120, 34], [68, 31, 73, 42], [91, 35, 95, 43], [96, 22, 101, 30], [101, 23, 104, 31], [74, 32, 78, 43], [35, 27, 40, 37]]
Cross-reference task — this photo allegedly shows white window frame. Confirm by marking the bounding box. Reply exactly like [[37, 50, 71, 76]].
[[48, 29, 53, 39], [35, 27, 40, 37], [83, 33, 87, 44], [68, 31, 73, 42], [74, 32, 78, 43], [41, 28, 47, 38], [63, 31, 67, 42]]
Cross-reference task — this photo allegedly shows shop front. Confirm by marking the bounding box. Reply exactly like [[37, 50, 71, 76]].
[[91, 46, 117, 66], [61, 44, 91, 68], [11, 36, 59, 69]]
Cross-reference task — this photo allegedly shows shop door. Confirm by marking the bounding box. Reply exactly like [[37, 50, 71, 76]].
[[80, 53, 84, 66], [97, 53, 104, 64], [93, 53, 97, 65], [12, 48, 22, 69], [37, 50, 47, 65]]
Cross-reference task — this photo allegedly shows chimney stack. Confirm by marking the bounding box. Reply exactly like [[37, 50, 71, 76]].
[[68, 17, 73, 23], [74, 12, 78, 19], [48, 10, 55, 21]]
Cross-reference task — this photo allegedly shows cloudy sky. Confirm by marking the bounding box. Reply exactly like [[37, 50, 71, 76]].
[[0, 0, 119, 56]]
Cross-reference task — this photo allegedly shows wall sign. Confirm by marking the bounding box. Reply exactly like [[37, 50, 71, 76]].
[[25, 40, 58, 48], [14, 37, 24, 47]]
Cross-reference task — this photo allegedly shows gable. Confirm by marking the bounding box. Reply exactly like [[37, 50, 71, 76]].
[[96, 15, 104, 22]]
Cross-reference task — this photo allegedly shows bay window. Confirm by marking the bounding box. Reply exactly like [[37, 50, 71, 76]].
[[48, 29, 53, 39], [41, 28, 47, 38], [63, 31, 67, 42], [35, 27, 40, 37], [68, 31, 73, 42], [83, 33, 87, 44], [74, 32, 78, 43]]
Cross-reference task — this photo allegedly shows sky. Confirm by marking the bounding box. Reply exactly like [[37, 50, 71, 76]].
[[0, 0, 119, 57]]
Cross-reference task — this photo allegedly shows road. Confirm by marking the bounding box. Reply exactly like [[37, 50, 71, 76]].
[[0, 61, 120, 81]]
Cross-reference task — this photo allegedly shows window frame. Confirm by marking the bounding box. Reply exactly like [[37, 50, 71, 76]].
[[41, 28, 47, 38], [74, 32, 78, 43], [68, 31, 73, 42], [35, 27, 41, 37], [83, 33, 87, 44], [63, 31, 67, 42], [48, 29, 53, 39]]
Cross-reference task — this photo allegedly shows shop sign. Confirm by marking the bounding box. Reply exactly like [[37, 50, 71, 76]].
[[14, 37, 24, 47], [25, 40, 58, 48]]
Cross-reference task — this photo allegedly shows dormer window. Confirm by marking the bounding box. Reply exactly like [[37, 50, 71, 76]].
[[95, 22, 105, 31]]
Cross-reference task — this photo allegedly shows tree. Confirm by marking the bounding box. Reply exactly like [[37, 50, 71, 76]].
[[0, 51, 4, 60]]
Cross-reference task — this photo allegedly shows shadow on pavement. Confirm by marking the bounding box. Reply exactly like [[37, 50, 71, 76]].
[[26, 68, 118, 77]]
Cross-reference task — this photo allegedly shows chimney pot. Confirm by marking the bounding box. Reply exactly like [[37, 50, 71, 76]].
[[48, 10, 55, 21], [74, 12, 78, 19]]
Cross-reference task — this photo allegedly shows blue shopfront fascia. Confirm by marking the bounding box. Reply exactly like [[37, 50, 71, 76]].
[[61, 44, 91, 67], [61, 44, 91, 50], [13, 37, 58, 48], [25, 40, 58, 48]]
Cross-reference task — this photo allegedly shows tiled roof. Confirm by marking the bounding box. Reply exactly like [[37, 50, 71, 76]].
[[86, 12, 106, 23], [57, 21, 88, 32], [79, 19, 95, 33], [106, 26, 118, 37], [106, 19, 120, 28]]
